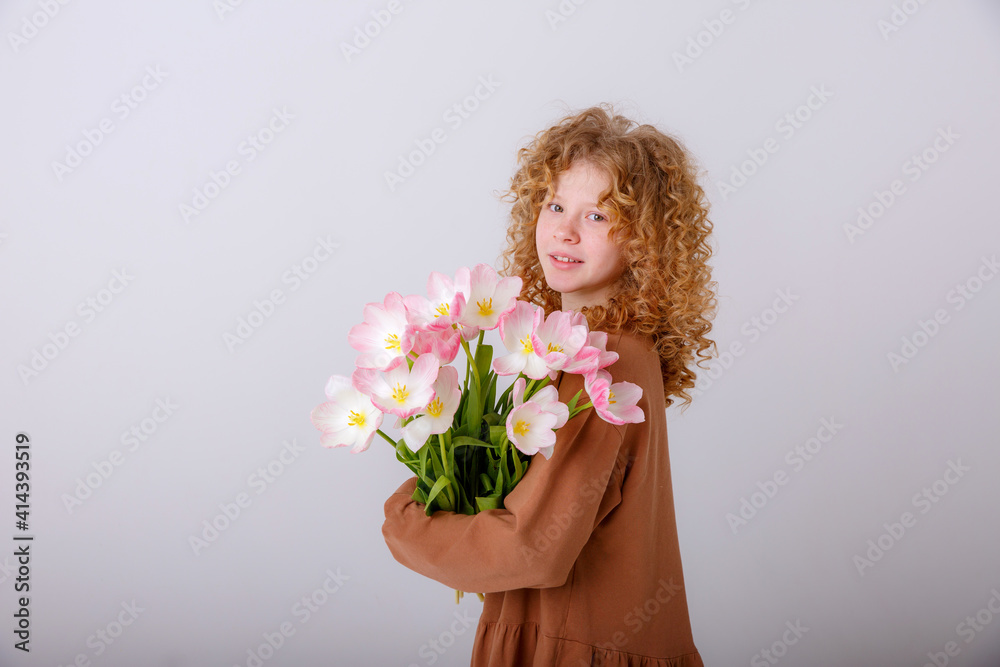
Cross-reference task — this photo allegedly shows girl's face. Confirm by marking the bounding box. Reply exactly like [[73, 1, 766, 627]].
[[535, 160, 625, 313]]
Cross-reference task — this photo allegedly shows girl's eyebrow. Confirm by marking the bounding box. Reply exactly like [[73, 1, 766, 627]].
[[549, 188, 601, 208]]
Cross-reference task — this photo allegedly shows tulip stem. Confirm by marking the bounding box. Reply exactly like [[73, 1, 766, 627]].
[[459, 336, 482, 390], [566, 402, 594, 421], [438, 433, 457, 509], [438, 434, 450, 476]]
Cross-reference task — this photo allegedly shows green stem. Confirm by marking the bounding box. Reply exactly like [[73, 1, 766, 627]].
[[495, 373, 523, 412], [458, 325, 470, 392], [459, 336, 482, 389], [523, 376, 551, 401], [438, 433, 450, 477], [566, 402, 594, 420], [438, 433, 457, 509]]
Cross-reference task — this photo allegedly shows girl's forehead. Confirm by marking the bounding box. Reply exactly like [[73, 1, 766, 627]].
[[553, 160, 612, 187]]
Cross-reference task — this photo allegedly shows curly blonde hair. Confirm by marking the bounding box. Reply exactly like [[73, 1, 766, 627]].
[[497, 103, 718, 410]]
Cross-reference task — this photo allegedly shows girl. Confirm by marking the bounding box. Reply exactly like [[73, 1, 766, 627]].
[[382, 104, 717, 667]]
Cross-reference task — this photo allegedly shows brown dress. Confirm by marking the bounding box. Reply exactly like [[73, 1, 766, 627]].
[[382, 330, 705, 667]]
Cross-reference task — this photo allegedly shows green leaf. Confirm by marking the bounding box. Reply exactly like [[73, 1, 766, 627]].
[[475, 496, 500, 512], [566, 389, 584, 412], [475, 344, 493, 384], [427, 442, 445, 478], [484, 372, 498, 413], [496, 454, 505, 493], [412, 484, 428, 504], [395, 439, 417, 462], [479, 473, 493, 492], [426, 476, 452, 508], [452, 435, 499, 449], [496, 379, 516, 412], [462, 343, 492, 433], [511, 447, 524, 487], [489, 425, 506, 448], [465, 375, 481, 430], [418, 446, 429, 479]]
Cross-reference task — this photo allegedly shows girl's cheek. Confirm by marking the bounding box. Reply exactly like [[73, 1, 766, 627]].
[[536, 214, 551, 234]]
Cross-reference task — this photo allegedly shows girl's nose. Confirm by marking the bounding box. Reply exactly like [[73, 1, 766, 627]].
[[553, 213, 579, 241]]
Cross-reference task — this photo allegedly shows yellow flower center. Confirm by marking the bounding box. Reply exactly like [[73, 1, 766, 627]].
[[434, 302, 450, 318], [608, 390, 616, 405], [426, 397, 444, 417], [513, 419, 530, 436], [477, 297, 493, 316], [392, 384, 408, 404], [520, 336, 535, 354], [546, 342, 564, 354], [384, 333, 401, 351], [348, 410, 366, 427]]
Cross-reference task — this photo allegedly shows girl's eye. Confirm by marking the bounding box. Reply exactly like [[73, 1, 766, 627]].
[[588, 213, 606, 222], [548, 203, 563, 213]]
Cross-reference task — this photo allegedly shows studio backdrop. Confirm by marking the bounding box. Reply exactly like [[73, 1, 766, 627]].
[[2, 1, 999, 666]]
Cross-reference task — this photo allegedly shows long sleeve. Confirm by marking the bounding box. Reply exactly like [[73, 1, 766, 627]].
[[381, 366, 628, 593]]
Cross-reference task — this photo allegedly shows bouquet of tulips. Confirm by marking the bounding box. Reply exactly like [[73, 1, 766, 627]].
[[310, 264, 645, 601]]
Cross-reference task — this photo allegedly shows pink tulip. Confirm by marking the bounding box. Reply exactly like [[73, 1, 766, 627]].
[[403, 271, 468, 332], [506, 401, 559, 459], [348, 292, 411, 370], [400, 366, 462, 449], [535, 310, 594, 377], [352, 353, 440, 419], [492, 301, 549, 380], [561, 330, 619, 376], [457, 264, 522, 334], [585, 369, 645, 425], [310, 375, 385, 453], [403, 325, 461, 365], [509, 377, 568, 430]]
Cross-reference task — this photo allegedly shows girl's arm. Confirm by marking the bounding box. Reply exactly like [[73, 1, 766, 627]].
[[381, 369, 628, 594]]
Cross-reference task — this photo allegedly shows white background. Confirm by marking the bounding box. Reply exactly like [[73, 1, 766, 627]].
[[2, 1, 999, 666]]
